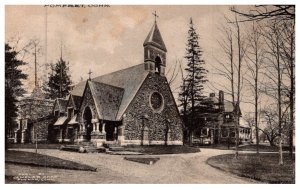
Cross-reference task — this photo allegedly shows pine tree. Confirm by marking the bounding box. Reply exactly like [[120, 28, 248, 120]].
[[179, 18, 208, 143], [5, 43, 28, 147], [45, 58, 72, 99]]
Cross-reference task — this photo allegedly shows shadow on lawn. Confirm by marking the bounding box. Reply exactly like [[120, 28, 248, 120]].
[[5, 150, 97, 172], [207, 153, 295, 184]]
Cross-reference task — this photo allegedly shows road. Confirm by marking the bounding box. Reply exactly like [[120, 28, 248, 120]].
[[5, 148, 259, 184]]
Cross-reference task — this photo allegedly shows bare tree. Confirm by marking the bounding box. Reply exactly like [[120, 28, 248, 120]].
[[232, 12, 248, 158], [278, 20, 295, 159], [214, 20, 235, 104], [244, 21, 265, 154], [166, 59, 182, 92], [231, 5, 295, 22], [261, 20, 286, 165]]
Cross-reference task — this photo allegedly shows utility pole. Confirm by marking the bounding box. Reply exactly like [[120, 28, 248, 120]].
[[59, 42, 63, 98], [34, 45, 37, 87]]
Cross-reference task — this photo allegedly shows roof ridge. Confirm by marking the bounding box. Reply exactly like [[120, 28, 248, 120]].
[[90, 79, 124, 91], [92, 63, 145, 80]]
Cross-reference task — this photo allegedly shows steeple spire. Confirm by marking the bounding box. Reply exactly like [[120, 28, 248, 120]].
[[143, 13, 167, 76]]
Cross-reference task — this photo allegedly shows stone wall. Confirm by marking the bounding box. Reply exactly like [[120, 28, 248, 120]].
[[30, 118, 53, 143], [124, 72, 183, 144]]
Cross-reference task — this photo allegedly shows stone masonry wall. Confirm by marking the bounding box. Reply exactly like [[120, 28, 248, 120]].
[[124, 72, 183, 143], [31, 118, 52, 142]]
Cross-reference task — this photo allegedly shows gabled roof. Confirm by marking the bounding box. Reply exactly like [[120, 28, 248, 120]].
[[54, 98, 68, 113], [72, 95, 82, 110], [143, 21, 167, 52], [88, 81, 124, 121], [71, 63, 149, 120], [31, 86, 45, 99], [67, 94, 82, 110]]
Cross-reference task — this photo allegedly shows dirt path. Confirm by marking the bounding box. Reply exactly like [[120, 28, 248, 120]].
[[6, 148, 259, 184]]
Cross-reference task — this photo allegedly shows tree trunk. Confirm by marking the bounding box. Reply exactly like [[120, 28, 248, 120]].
[[235, 14, 241, 159], [276, 28, 283, 165], [289, 25, 294, 159]]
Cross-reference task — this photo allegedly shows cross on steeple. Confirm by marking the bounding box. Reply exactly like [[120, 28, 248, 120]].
[[88, 69, 92, 80], [152, 11, 159, 22]]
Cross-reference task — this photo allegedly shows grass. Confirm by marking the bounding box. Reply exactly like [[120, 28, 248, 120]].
[[198, 143, 293, 152], [207, 153, 295, 184], [5, 150, 97, 172], [123, 145, 200, 154], [236, 144, 293, 152], [124, 157, 160, 165]]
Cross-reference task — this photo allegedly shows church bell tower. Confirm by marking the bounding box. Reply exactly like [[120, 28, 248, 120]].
[[143, 14, 167, 76]]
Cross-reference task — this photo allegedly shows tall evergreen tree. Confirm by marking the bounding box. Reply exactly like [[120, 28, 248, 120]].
[[45, 57, 72, 99], [5, 43, 28, 147], [179, 18, 208, 143]]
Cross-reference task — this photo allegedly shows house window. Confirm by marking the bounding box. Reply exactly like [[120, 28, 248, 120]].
[[221, 129, 228, 138], [54, 110, 59, 117], [230, 129, 236, 138]]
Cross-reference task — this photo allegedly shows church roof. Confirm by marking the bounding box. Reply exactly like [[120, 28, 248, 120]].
[[71, 94, 82, 110], [88, 81, 124, 121], [71, 63, 149, 120], [143, 21, 167, 52]]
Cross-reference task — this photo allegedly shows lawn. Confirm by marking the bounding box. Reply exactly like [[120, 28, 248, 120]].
[[207, 153, 295, 184], [236, 144, 292, 152], [123, 145, 200, 154], [5, 150, 97, 172]]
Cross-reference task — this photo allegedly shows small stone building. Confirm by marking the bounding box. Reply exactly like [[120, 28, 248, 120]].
[[12, 87, 54, 143], [51, 20, 184, 146]]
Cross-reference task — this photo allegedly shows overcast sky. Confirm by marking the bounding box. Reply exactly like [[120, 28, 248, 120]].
[[6, 5, 263, 115]]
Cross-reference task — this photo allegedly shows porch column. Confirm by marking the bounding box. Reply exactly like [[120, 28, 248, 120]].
[[118, 114, 126, 145], [96, 122, 100, 132], [82, 123, 86, 132], [102, 123, 106, 134], [77, 123, 87, 142], [14, 130, 18, 143], [21, 119, 27, 144], [114, 127, 117, 141]]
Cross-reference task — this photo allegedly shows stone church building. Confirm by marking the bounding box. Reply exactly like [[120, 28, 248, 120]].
[[50, 20, 184, 146]]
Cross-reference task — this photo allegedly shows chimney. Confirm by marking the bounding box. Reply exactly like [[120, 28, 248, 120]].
[[219, 90, 224, 111]]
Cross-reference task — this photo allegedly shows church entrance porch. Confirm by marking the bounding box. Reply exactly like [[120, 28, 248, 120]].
[[104, 121, 119, 142]]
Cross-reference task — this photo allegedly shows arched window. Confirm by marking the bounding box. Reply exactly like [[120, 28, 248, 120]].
[[155, 56, 162, 73]]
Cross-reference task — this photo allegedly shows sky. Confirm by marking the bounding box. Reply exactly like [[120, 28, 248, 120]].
[[6, 5, 260, 114]]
